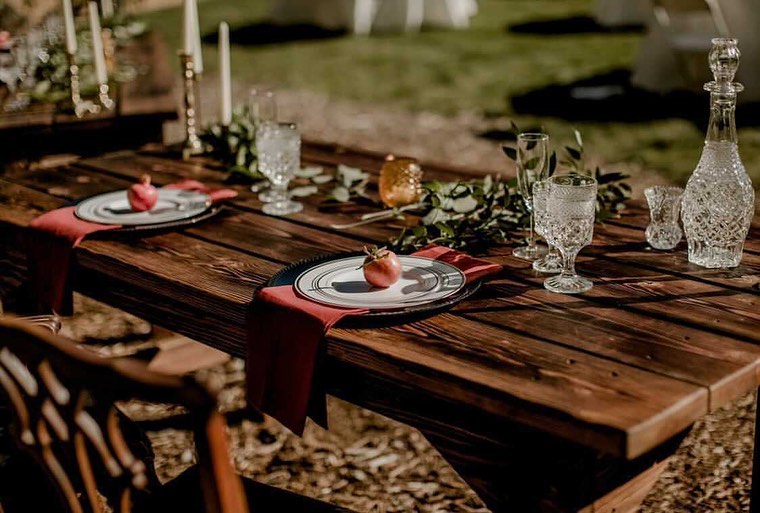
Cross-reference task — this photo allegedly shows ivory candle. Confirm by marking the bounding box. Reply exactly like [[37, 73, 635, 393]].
[[101, 0, 114, 19], [61, 0, 77, 54], [219, 21, 232, 126], [182, 0, 203, 73], [88, 2, 108, 85]]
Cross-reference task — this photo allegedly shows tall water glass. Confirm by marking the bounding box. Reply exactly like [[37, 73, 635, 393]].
[[532, 180, 563, 273], [543, 174, 597, 294], [513, 133, 550, 261], [250, 88, 279, 202], [256, 122, 303, 216]]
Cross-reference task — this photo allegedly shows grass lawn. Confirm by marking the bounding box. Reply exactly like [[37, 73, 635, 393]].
[[141, 0, 760, 184]]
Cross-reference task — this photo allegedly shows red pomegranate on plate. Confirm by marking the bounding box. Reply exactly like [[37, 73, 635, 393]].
[[128, 174, 159, 212], [361, 246, 402, 288]]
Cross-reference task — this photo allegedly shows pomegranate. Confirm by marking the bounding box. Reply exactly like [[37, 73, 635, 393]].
[[128, 174, 159, 212], [361, 246, 402, 288]]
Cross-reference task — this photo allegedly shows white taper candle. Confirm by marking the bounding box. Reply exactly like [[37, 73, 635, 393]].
[[219, 21, 232, 126], [101, 0, 114, 19], [182, 0, 203, 74], [191, 0, 203, 74], [61, 0, 78, 54], [88, 1, 108, 85]]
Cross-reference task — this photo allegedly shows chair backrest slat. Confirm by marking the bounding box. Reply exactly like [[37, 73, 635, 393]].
[[0, 319, 248, 513]]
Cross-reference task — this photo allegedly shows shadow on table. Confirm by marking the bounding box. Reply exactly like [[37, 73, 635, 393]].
[[202, 22, 346, 46], [508, 15, 644, 35], [480, 69, 760, 141]]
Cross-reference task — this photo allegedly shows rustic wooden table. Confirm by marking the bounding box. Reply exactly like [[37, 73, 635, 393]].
[[0, 143, 757, 513]]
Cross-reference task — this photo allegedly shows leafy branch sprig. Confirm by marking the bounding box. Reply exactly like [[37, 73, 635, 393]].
[[200, 106, 263, 182], [326, 165, 372, 203], [560, 129, 631, 221], [500, 124, 630, 221], [390, 175, 528, 254]]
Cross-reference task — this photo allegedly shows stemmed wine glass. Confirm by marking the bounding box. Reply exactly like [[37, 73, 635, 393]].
[[255, 121, 303, 216], [250, 88, 279, 202], [543, 174, 597, 294], [532, 180, 563, 273], [513, 133, 550, 261]]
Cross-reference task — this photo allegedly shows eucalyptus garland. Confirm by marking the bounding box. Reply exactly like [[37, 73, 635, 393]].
[[390, 176, 528, 254], [391, 126, 631, 253]]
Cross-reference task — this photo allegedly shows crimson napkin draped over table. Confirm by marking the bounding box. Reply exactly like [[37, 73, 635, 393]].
[[246, 245, 502, 434], [26, 180, 237, 315]]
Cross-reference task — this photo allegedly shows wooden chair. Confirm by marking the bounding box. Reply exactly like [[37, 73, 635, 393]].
[[0, 318, 351, 513]]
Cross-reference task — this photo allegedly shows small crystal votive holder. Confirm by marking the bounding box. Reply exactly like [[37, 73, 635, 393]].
[[644, 186, 684, 250]]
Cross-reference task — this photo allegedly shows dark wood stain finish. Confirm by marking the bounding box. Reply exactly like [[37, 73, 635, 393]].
[[0, 146, 757, 513]]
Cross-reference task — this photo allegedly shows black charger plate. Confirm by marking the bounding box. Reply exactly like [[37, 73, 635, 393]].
[[267, 252, 481, 328]]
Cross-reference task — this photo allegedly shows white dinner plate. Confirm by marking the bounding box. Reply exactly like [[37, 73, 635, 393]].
[[75, 189, 211, 226], [294, 255, 466, 310]]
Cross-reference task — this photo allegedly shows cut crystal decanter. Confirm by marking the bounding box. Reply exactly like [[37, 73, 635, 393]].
[[681, 38, 755, 268]]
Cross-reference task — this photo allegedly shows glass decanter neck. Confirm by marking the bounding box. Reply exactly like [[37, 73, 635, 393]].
[[705, 91, 738, 143]]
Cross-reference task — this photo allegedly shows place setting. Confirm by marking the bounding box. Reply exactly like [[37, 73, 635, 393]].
[[26, 173, 238, 314]]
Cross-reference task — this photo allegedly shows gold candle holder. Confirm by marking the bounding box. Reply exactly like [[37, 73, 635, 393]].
[[379, 155, 423, 208], [67, 53, 100, 118], [98, 82, 115, 110], [179, 52, 204, 159]]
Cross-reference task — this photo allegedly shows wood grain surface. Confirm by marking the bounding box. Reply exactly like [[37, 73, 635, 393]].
[[0, 145, 758, 513]]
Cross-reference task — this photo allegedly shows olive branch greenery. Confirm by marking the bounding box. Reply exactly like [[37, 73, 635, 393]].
[[502, 124, 631, 221], [200, 106, 263, 181], [389, 175, 528, 253], [390, 125, 631, 253], [199, 114, 630, 254]]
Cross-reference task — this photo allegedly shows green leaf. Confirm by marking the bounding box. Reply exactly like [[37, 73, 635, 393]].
[[452, 196, 478, 213], [565, 146, 582, 160], [435, 222, 456, 238], [290, 185, 318, 197], [574, 129, 584, 149], [295, 166, 324, 178], [548, 151, 557, 176], [422, 208, 449, 225], [330, 186, 351, 203], [501, 146, 517, 161], [312, 174, 334, 185]]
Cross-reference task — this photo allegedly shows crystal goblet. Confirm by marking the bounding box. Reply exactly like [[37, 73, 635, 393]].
[[532, 180, 563, 273], [513, 133, 550, 261], [543, 174, 597, 294], [256, 121, 303, 216]]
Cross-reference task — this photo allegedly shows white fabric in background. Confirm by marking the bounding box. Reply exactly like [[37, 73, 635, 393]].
[[594, 0, 652, 27], [632, 0, 760, 102], [270, 0, 478, 34]]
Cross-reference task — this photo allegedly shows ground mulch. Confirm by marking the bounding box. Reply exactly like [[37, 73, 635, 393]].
[[64, 294, 755, 513]]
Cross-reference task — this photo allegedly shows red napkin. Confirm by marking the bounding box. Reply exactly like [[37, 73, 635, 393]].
[[246, 245, 502, 434], [26, 180, 237, 315]]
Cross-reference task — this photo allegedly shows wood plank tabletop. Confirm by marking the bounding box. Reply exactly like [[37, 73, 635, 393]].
[[0, 144, 758, 471]]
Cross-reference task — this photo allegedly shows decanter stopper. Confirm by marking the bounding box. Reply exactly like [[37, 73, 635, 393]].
[[705, 38, 744, 94]]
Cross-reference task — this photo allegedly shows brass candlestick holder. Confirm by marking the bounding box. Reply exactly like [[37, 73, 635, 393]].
[[98, 83, 115, 110], [67, 53, 100, 118], [179, 53, 204, 159]]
